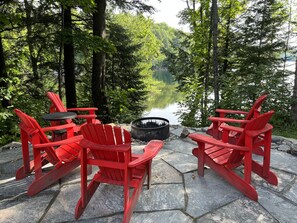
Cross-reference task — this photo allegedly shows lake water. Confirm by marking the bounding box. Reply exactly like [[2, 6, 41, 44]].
[[143, 102, 181, 125]]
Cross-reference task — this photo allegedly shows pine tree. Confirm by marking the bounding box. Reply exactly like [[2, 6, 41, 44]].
[[221, 0, 290, 122], [105, 22, 147, 123]]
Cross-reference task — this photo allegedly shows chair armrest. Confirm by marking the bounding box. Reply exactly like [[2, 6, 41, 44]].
[[42, 123, 76, 132], [67, 107, 98, 112], [33, 135, 83, 149], [188, 133, 249, 151], [246, 124, 273, 137], [220, 125, 244, 133], [208, 116, 249, 124], [128, 140, 163, 168], [215, 109, 248, 115], [76, 114, 97, 119]]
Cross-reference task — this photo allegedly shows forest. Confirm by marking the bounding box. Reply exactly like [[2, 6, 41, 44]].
[[0, 0, 297, 146]]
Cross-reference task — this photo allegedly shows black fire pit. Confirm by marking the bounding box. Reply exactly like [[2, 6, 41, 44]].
[[131, 117, 170, 141]]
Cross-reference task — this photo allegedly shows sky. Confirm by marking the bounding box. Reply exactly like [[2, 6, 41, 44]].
[[146, 0, 188, 31]]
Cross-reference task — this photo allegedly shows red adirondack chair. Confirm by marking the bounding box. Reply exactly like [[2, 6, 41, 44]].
[[206, 94, 267, 144], [47, 92, 101, 133], [75, 124, 163, 222], [188, 111, 277, 201], [14, 109, 83, 196]]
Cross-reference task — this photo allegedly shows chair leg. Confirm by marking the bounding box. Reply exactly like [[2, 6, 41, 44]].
[[75, 177, 100, 219], [16, 157, 48, 180], [20, 130, 31, 174], [252, 160, 278, 186], [192, 144, 205, 176], [123, 175, 146, 223], [147, 161, 152, 189], [28, 160, 80, 196], [75, 148, 100, 220]]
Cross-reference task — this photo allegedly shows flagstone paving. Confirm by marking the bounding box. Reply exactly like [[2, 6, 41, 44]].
[[0, 126, 297, 223]]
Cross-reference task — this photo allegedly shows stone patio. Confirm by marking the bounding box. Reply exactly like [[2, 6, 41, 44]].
[[0, 126, 297, 223]]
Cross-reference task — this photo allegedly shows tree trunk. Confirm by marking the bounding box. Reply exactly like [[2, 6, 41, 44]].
[[292, 59, 297, 122], [212, 0, 219, 108], [24, 0, 39, 83], [202, 19, 213, 125], [222, 1, 232, 76], [63, 7, 77, 108], [0, 35, 10, 108], [92, 0, 110, 123], [282, 0, 292, 80]]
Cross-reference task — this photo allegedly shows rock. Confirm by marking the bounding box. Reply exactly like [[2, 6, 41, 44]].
[[180, 128, 190, 138], [277, 144, 291, 152], [290, 143, 297, 156], [0, 142, 22, 152], [284, 140, 293, 146], [272, 136, 284, 143], [271, 143, 278, 150], [201, 127, 209, 132]]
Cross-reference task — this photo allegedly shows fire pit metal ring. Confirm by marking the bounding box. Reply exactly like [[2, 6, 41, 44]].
[[131, 117, 170, 141]]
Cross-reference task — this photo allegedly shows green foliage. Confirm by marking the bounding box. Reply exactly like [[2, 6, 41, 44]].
[[57, 0, 95, 11], [0, 109, 19, 146], [273, 121, 297, 139], [110, 0, 155, 13], [112, 13, 163, 79], [105, 21, 147, 123], [164, 30, 206, 127], [177, 76, 204, 127], [152, 69, 175, 84], [220, 0, 290, 129]]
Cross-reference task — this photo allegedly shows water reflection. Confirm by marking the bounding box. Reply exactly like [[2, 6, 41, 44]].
[[143, 103, 180, 124], [143, 82, 183, 124]]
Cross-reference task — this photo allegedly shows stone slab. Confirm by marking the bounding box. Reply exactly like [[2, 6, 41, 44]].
[[184, 170, 242, 218], [162, 152, 198, 173], [284, 180, 297, 204], [0, 192, 55, 222], [43, 183, 124, 222], [131, 210, 194, 223], [131, 144, 146, 154], [151, 159, 183, 184], [196, 198, 277, 222], [258, 187, 297, 223], [0, 175, 33, 199], [155, 148, 174, 159], [269, 150, 297, 174], [75, 214, 123, 222], [0, 146, 25, 164], [164, 139, 195, 155], [0, 174, 59, 200], [0, 147, 25, 174], [135, 184, 185, 211], [252, 168, 295, 193]]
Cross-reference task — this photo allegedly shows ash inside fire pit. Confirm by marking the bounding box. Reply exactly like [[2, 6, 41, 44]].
[[131, 117, 169, 141]]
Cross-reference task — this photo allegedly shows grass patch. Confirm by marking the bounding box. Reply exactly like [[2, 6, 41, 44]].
[[273, 125, 297, 139]]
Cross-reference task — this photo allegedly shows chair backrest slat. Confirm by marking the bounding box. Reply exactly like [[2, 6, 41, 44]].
[[14, 109, 60, 164], [244, 94, 267, 121], [104, 125, 116, 145], [80, 124, 131, 181], [47, 92, 67, 112], [228, 110, 274, 164], [114, 127, 123, 144]]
